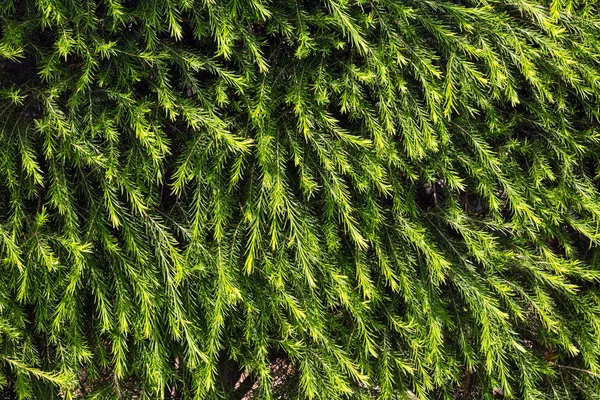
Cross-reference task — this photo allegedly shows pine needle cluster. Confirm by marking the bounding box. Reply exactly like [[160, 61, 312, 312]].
[[1, 0, 600, 398]]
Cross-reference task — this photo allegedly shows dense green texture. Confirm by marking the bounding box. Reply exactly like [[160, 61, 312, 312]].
[[1, 0, 600, 398]]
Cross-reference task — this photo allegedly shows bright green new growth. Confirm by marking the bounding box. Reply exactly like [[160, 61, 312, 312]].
[[1, 0, 600, 398]]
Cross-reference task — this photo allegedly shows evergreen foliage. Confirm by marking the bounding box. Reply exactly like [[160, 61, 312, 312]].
[[1, 0, 600, 398]]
